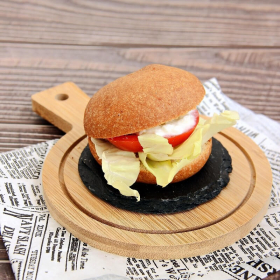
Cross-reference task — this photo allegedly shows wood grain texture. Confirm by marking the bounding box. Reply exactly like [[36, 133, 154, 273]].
[[0, 263, 15, 280], [0, 236, 8, 259], [0, 0, 280, 47], [0, 237, 14, 280], [0, 44, 279, 153], [0, 0, 279, 278]]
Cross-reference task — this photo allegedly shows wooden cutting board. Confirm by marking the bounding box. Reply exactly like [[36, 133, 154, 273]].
[[32, 82, 273, 259]]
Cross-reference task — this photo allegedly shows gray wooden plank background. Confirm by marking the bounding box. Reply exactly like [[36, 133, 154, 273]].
[[0, 1, 279, 279]]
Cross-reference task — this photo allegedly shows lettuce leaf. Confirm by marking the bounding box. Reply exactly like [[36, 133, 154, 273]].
[[138, 153, 191, 187], [138, 111, 239, 187], [138, 134, 173, 157], [91, 138, 140, 201]]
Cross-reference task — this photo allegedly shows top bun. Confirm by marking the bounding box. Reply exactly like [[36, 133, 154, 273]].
[[84, 64, 205, 138]]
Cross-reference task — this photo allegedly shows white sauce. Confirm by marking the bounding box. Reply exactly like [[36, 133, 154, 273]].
[[139, 109, 197, 137]]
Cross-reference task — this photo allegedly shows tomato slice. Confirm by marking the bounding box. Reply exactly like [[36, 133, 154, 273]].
[[108, 110, 199, 152], [108, 134, 143, 153]]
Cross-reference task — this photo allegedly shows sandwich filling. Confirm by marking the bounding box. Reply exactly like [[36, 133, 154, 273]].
[[139, 109, 198, 137], [91, 110, 239, 201], [108, 109, 199, 152]]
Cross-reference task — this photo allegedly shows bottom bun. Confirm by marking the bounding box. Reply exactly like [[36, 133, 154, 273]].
[[88, 137, 212, 184]]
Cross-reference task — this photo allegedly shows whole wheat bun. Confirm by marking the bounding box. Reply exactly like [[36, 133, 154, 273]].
[[88, 137, 212, 184], [84, 64, 205, 138], [84, 64, 210, 184]]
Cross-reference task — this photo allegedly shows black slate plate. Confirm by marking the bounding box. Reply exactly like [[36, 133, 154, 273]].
[[78, 138, 232, 214]]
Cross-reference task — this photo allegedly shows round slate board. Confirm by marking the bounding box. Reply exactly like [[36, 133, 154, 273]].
[[78, 138, 232, 214]]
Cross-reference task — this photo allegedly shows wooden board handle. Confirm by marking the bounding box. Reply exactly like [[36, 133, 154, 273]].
[[32, 82, 90, 133]]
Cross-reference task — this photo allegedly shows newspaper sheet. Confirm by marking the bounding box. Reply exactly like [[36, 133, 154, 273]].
[[0, 78, 279, 280]]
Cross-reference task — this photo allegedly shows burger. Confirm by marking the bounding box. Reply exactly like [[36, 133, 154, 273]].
[[84, 64, 238, 201]]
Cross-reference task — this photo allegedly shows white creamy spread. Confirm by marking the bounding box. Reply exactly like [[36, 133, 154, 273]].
[[139, 109, 197, 137]]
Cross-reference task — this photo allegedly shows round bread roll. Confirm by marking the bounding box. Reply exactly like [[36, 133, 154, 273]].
[[84, 64, 210, 184], [84, 64, 205, 138], [88, 137, 212, 184]]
